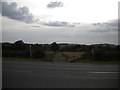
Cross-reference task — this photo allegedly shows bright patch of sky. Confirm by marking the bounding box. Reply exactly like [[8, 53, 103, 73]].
[[3, 0, 119, 23], [1, 0, 119, 44]]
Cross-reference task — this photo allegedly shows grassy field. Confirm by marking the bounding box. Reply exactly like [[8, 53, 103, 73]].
[[2, 51, 119, 64]]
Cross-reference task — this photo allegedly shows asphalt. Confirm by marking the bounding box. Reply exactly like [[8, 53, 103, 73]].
[[2, 61, 119, 88]]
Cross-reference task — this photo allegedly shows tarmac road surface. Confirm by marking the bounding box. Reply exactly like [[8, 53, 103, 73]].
[[2, 60, 118, 88]]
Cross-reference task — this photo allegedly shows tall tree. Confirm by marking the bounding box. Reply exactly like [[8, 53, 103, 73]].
[[14, 40, 25, 50], [50, 42, 59, 51]]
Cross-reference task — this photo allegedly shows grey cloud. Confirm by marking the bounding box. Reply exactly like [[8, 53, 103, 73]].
[[103, 20, 118, 27], [93, 20, 117, 27], [92, 23, 101, 25], [47, 1, 63, 8], [89, 29, 110, 33], [43, 21, 74, 27], [1, 2, 34, 23], [31, 26, 41, 28], [91, 20, 118, 33]]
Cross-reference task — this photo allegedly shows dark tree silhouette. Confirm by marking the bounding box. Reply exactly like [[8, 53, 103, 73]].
[[50, 42, 59, 51], [14, 40, 25, 50]]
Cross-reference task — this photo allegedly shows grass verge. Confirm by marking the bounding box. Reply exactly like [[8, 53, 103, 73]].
[[2, 57, 120, 64], [2, 57, 44, 61]]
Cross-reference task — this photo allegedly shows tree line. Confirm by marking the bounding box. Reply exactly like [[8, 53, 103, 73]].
[[2, 40, 120, 61]]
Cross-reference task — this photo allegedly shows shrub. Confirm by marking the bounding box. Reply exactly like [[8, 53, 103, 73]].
[[32, 50, 45, 59]]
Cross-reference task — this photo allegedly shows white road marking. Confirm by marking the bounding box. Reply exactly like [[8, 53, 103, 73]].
[[88, 72, 118, 74]]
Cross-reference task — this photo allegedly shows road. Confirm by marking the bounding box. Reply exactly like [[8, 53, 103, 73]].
[[2, 60, 118, 88]]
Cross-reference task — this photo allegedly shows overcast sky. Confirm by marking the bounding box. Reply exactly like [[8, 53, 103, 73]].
[[1, 0, 119, 44]]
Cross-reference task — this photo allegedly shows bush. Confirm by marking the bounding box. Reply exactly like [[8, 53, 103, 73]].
[[80, 52, 93, 60], [32, 50, 45, 59], [80, 52, 119, 61], [94, 52, 119, 61]]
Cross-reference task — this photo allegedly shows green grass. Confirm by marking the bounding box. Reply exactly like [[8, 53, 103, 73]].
[[2, 57, 119, 64], [2, 57, 44, 61]]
